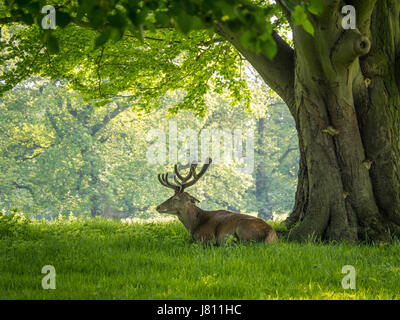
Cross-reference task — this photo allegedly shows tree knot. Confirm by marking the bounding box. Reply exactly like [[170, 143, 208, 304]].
[[354, 35, 371, 57], [332, 31, 371, 67], [362, 159, 373, 170], [322, 126, 340, 136]]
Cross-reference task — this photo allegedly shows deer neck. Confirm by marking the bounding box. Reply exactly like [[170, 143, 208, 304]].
[[177, 204, 204, 234]]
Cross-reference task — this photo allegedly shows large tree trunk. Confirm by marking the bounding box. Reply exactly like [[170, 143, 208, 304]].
[[286, 0, 400, 242], [218, 0, 400, 242]]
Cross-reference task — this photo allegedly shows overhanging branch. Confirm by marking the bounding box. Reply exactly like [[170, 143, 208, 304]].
[[215, 23, 295, 116]]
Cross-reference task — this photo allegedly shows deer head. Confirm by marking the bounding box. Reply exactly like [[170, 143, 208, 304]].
[[156, 158, 212, 215]]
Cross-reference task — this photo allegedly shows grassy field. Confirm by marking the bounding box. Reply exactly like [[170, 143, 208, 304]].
[[1, 213, 399, 300]]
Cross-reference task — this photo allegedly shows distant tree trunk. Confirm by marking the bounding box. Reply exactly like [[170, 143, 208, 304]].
[[79, 148, 102, 218], [67, 101, 130, 218], [255, 117, 273, 220], [218, 0, 400, 241]]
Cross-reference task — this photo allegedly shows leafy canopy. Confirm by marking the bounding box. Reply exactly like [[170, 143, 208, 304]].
[[0, 0, 321, 112]]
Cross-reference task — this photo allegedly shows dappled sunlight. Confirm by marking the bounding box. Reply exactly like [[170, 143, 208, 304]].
[[121, 215, 177, 225]]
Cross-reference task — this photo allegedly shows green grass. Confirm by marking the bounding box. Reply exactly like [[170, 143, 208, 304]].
[[1, 213, 400, 300]]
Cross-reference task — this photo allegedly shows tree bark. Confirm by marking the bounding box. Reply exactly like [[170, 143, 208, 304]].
[[219, 0, 400, 242]]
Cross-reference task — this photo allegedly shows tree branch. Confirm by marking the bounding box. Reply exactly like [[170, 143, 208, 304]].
[[271, 146, 297, 175], [46, 109, 64, 139], [0, 17, 18, 24], [65, 98, 78, 118], [214, 23, 295, 115], [12, 181, 34, 198], [90, 102, 130, 137], [20, 143, 55, 161]]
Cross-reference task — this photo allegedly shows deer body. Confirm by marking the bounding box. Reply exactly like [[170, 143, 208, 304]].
[[191, 209, 278, 245], [156, 158, 278, 245]]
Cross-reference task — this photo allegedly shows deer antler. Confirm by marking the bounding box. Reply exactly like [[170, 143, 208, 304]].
[[174, 157, 212, 192], [158, 157, 212, 194], [158, 173, 181, 193]]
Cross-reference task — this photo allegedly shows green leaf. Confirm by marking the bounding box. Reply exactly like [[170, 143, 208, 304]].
[[95, 28, 112, 47], [240, 30, 255, 50], [176, 12, 193, 34], [46, 35, 59, 54], [16, 0, 30, 6], [191, 16, 203, 30], [302, 19, 315, 36], [21, 14, 34, 25], [26, 2, 40, 14], [57, 12, 72, 28], [260, 38, 277, 60], [291, 5, 307, 25], [93, 99, 111, 107], [155, 12, 170, 26], [292, 5, 314, 36], [215, 2, 237, 20], [107, 11, 127, 30], [88, 6, 107, 28], [308, 0, 323, 15]]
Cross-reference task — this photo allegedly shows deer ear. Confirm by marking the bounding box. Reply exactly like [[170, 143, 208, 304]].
[[189, 195, 200, 203]]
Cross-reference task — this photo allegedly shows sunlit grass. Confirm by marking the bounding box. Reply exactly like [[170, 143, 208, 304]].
[[1, 213, 399, 299]]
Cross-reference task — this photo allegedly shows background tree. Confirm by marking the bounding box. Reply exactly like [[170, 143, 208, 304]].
[[0, 78, 297, 219], [1, 0, 399, 242], [249, 68, 298, 220]]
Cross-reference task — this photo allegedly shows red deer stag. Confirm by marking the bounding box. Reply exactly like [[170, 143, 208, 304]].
[[156, 158, 278, 245]]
